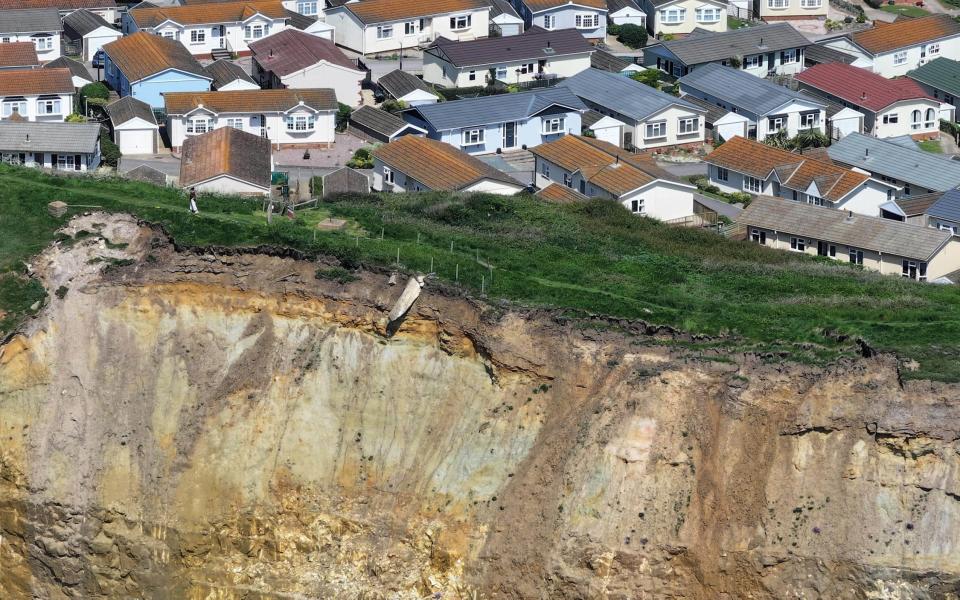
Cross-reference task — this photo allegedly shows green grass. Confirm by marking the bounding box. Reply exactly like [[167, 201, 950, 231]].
[[917, 139, 943, 153], [727, 16, 753, 29], [879, 4, 929, 17], [3, 165, 960, 381]]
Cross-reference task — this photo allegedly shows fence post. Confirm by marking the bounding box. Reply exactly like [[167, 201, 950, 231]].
[[455, 264, 459, 282]]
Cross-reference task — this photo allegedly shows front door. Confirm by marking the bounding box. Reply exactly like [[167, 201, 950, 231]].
[[502, 121, 516, 149], [218, 26, 226, 48], [623, 130, 633, 149]]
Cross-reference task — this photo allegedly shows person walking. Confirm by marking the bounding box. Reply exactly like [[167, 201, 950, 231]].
[[189, 187, 198, 215]]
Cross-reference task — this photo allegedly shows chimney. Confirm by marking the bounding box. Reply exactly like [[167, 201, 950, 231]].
[[547, 40, 551, 48], [269, 48, 274, 58], [861, 91, 866, 101], [25, 133, 29, 142], [865, 148, 869, 158]]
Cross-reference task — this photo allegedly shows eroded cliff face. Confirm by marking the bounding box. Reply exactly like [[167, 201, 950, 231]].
[[2, 214, 960, 599]]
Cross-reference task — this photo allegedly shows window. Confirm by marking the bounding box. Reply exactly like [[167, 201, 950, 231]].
[[376, 25, 393, 39], [468, 70, 476, 81], [767, 116, 786, 132], [190, 29, 206, 44], [744, 175, 761, 193], [750, 229, 766, 244], [285, 115, 316, 131], [575, 13, 599, 28], [678, 117, 698, 135], [801, 111, 819, 128], [645, 120, 666, 139], [849, 248, 863, 265], [630, 199, 644, 214], [806, 195, 824, 206], [563, 172, 572, 187], [56, 154, 81, 171], [1, 99, 25, 118], [495, 66, 508, 80], [297, 0, 317, 14], [902, 259, 927, 281], [542, 117, 565, 134], [461, 128, 484, 146], [383, 166, 394, 184], [225, 117, 244, 130], [893, 51, 907, 66], [450, 14, 472, 30], [660, 8, 686, 23], [541, 162, 550, 178], [768, 0, 789, 8], [926, 43, 940, 56], [745, 54, 762, 69], [925, 108, 936, 129], [817, 241, 836, 257], [37, 98, 61, 115], [543, 15, 556, 29], [32, 35, 53, 51], [695, 7, 721, 22], [715, 166, 728, 182], [882, 113, 898, 124], [405, 21, 418, 35], [186, 117, 210, 134], [790, 237, 806, 252], [519, 62, 535, 74], [162, 31, 176, 38], [244, 24, 267, 40], [911, 109, 922, 130], [780, 49, 797, 64], [0, 38, 9, 43], [800, 0, 822, 7]]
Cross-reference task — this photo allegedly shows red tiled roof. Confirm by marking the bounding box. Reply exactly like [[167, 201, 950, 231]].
[[130, 0, 287, 27], [248, 28, 359, 76], [0, 42, 39, 68], [850, 14, 960, 55], [0, 0, 115, 8], [0, 68, 73, 95], [340, 0, 489, 25], [795, 62, 933, 112]]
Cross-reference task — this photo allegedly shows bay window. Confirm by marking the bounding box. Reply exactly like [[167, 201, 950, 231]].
[[32, 35, 54, 51], [695, 7, 721, 23], [2, 98, 27, 117], [450, 14, 472, 30], [285, 114, 316, 131], [37, 97, 61, 115], [660, 8, 686, 23], [186, 117, 211, 134]]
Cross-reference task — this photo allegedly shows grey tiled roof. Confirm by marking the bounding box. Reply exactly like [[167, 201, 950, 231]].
[[648, 23, 808, 66], [0, 8, 62, 34], [0, 121, 99, 153], [560, 67, 703, 122], [738, 195, 952, 261], [805, 43, 857, 66], [350, 105, 418, 139], [106, 96, 157, 126], [927, 189, 960, 223], [44, 56, 94, 83], [590, 48, 632, 73], [828, 133, 960, 192], [484, 0, 520, 18], [581, 109, 605, 128], [894, 192, 942, 217], [679, 63, 823, 116], [408, 86, 586, 131], [427, 27, 593, 67], [378, 69, 434, 99], [204, 59, 256, 89], [676, 93, 727, 125], [63, 9, 113, 38], [607, 0, 641, 11]]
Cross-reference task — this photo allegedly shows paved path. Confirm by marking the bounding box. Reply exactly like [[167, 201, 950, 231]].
[[656, 159, 707, 179]]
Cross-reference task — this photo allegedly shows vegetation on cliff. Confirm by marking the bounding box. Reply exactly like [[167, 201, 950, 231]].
[[2, 164, 960, 381]]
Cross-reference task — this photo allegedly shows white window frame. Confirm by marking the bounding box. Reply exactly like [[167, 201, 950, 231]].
[[190, 29, 206, 44], [781, 49, 798, 64], [461, 128, 484, 146], [695, 6, 721, 23], [575, 13, 599, 29], [750, 228, 766, 244], [297, 0, 318, 15], [883, 113, 899, 124], [186, 117, 211, 134], [376, 25, 393, 39], [744, 175, 762, 193], [924, 107, 936, 129], [519, 62, 535, 74], [801, 111, 819, 128], [563, 172, 572, 187], [767, 0, 789, 9], [644, 120, 667, 139], [225, 117, 244, 130], [660, 8, 686, 23], [1, 99, 26, 117], [745, 54, 761, 69], [383, 166, 394, 184], [542, 117, 565, 134], [31, 35, 53, 51], [630, 198, 644, 214], [404, 21, 418, 35], [450, 14, 472, 30], [468, 70, 476, 81], [541, 161, 550, 178], [800, 0, 821, 7], [56, 154, 77, 170], [767, 116, 786, 132], [678, 117, 698, 135], [37, 98, 61, 115], [285, 114, 316, 132], [244, 24, 267, 40], [849, 248, 863, 265], [715, 166, 729, 182], [543, 14, 556, 29], [790, 237, 806, 252], [495, 66, 508, 80], [927, 43, 940, 56], [911, 109, 922, 130], [893, 51, 907, 66]]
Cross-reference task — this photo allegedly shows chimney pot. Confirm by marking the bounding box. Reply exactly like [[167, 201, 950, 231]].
[[25, 133, 29, 142]]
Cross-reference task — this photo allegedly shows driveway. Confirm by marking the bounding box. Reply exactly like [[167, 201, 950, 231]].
[[273, 133, 369, 169], [478, 150, 535, 186], [338, 47, 424, 81], [656, 159, 707, 180]]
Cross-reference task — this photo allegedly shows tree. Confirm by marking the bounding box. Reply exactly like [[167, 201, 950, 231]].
[[762, 129, 791, 150], [336, 103, 352, 132], [792, 128, 829, 150], [381, 99, 408, 114], [99, 133, 120, 168], [616, 24, 647, 49], [630, 68, 661, 89], [80, 82, 109, 101]]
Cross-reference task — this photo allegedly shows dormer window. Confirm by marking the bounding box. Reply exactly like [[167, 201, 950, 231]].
[[285, 114, 316, 131], [575, 13, 599, 28], [186, 117, 211, 134], [244, 24, 268, 40]]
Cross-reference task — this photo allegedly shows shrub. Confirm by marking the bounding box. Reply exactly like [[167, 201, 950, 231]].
[[617, 24, 648, 49], [80, 82, 109, 101], [630, 68, 662, 88], [100, 133, 120, 168], [381, 99, 407, 113], [346, 147, 374, 169], [315, 266, 358, 284], [856, 11, 867, 22], [728, 56, 742, 69], [65, 113, 86, 123], [310, 175, 323, 196], [607, 23, 621, 36], [727, 191, 752, 205], [336, 102, 352, 132]]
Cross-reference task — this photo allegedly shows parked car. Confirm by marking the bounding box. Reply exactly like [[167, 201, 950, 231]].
[[92, 50, 104, 69]]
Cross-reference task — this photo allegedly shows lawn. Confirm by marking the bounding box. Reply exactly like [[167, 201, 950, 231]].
[[879, 4, 930, 17], [917, 139, 943, 153], [4, 165, 960, 381], [727, 16, 753, 29]]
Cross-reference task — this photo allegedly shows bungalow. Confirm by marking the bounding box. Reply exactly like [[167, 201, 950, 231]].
[[484, 0, 525, 36], [105, 96, 159, 155], [820, 15, 960, 79], [249, 28, 365, 106], [372, 135, 525, 195], [642, 23, 809, 77], [880, 190, 960, 236], [180, 126, 273, 196], [0, 9, 62, 63], [62, 9, 122, 62], [401, 86, 586, 154], [797, 89, 864, 141], [0, 121, 100, 171], [0, 68, 73, 121], [738, 195, 960, 282], [907, 57, 960, 116], [827, 132, 960, 197], [590, 48, 641, 73], [348, 105, 426, 143], [511, 0, 607, 40], [204, 59, 259, 91], [0, 42, 39, 70], [638, 0, 726, 38], [753, 0, 827, 22], [796, 62, 947, 141], [581, 109, 626, 145], [377, 69, 438, 106], [325, 0, 491, 56], [559, 67, 706, 150], [607, 0, 646, 26], [44, 56, 93, 89], [531, 134, 698, 221], [705, 136, 896, 216], [0, 0, 120, 24], [678, 63, 826, 141], [103, 32, 212, 109], [124, 0, 292, 59], [422, 27, 594, 88], [163, 88, 337, 151]]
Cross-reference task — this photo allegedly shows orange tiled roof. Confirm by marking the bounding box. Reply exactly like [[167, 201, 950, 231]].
[[373, 136, 519, 191], [0, 42, 39, 68], [850, 14, 960, 55], [0, 67, 73, 95], [523, 0, 606, 12], [0, 0, 115, 8], [341, 0, 490, 25], [130, 0, 288, 28], [164, 88, 337, 114], [706, 136, 869, 203], [180, 126, 272, 188], [535, 183, 589, 203], [102, 32, 207, 82]]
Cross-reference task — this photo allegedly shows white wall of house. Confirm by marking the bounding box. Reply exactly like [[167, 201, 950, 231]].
[[833, 179, 897, 216], [462, 178, 524, 194], [830, 107, 863, 139], [218, 78, 260, 91], [114, 118, 158, 154], [327, 8, 489, 55], [714, 112, 749, 141], [646, 0, 726, 37], [631, 104, 705, 150], [589, 115, 624, 146], [755, 0, 827, 20], [0, 148, 100, 171], [275, 62, 365, 106], [754, 100, 826, 140], [0, 31, 61, 62], [819, 38, 873, 68], [372, 158, 520, 195], [0, 93, 73, 122], [868, 99, 941, 139], [194, 175, 270, 196], [167, 108, 335, 149], [80, 26, 122, 61], [868, 38, 960, 78], [610, 6, 646, 26], [422, 52, 591, 87], [142, 15, 289, 56]]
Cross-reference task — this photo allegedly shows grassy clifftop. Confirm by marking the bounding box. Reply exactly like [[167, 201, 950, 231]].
[[2, 164, 959, 381]]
